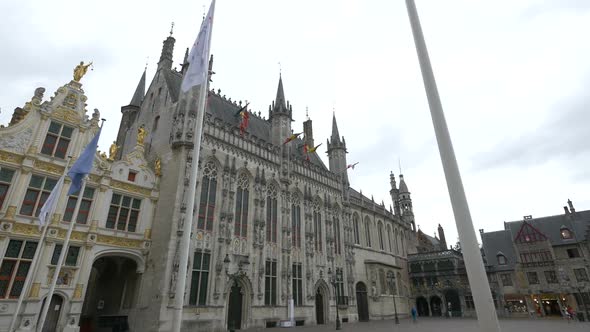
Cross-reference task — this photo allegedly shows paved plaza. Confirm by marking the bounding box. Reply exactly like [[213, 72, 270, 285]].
[[250, 318, 589, 332]]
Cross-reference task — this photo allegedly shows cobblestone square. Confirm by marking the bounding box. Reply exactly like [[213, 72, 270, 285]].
[[252, 318, 590, 332]]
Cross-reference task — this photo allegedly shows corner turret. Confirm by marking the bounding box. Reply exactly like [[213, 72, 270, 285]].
[[327, 113, 348, 185]]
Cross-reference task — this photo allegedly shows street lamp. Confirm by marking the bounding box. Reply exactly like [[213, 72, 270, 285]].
[[328, 268, 342, 330], [386, 271, 399, 324]]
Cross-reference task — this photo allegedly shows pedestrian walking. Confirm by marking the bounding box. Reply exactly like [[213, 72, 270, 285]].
[[411, 306, 418, 323]]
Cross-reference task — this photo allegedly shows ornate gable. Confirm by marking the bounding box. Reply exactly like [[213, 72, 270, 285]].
[[514, 221, 547, 244]]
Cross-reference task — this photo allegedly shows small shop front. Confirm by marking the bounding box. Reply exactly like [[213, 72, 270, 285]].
[[502, 294, 528, 317]]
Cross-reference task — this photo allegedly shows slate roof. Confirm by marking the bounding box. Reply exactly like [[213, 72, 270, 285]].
[[480, 229, 517, 271], [129, 70, 146, 107], [505, 210, 590, 245]]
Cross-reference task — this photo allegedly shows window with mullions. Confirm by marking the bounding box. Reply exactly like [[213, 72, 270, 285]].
[[51, 244, 80, 266], [41, 121, 73, 159], [353, 214, 360, 245], [63, 187, 95, 224], [197, 162, 217, 232], [333, 217, 342, 255], [544, 270, 558, 284], [527, 271, 539, 284], [234, 174, 249, 238], [574, 268, 589, 282], [20, 175, 58, 217], [189, 251, 210, 306], [378, 222, 384, 250], [335, 268, 345, 305], [364, 218, 372, 248], [265, 260, 277, 306], [0, 240, 37, 298], [291, 199, 301, 248], [313, 201, 322, 252], [0, 168, 15, 209], [106, 194, 141, 232], [266, 185, 278, 243], [292, 263, 303, 306]]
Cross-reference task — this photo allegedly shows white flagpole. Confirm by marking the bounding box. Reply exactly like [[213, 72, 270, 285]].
[[172, 2, 215, 331], [404, 1, 500, 331], [37, 178, 87, 332], [8, 158, 71, 332]]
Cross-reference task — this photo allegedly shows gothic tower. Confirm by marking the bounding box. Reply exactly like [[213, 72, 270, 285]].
[[115, 69, 145, 159], [326, 113, 349, 185], [398, 174, 415, 231], [269, 75, 293, 146], [389, 171, 401, 216], [438, 223, 447, 250]]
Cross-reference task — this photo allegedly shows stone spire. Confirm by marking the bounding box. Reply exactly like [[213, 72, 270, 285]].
[[158, 33, 175, 70], [129, 68, 146, 107], [269, 75, 292, 145], [331, 112, 341, 143], [275, 75, 287, 111], [327, 113, 348, 185]]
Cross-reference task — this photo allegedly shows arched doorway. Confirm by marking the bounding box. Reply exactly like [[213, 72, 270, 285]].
[[315, 289, 325, 324], [227, 281, 243, 330], [444, 289, 461, 317], [416, 297, 429, 316], [430, 296, 442, 316], [356, 282, 369, 322], [80, 256, 141, 332], [39, 294, 64, 332]]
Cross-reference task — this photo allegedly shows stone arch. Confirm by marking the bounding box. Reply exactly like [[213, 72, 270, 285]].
[[352, 213, 360, 245], [377, 221, 385, 250], [222, 275, 253, 330], [314, 279, 331, 324], [38, 292, 67, 332], [92, 249, 145, 273], [202, 155, 222, 171], [364, 216, 372, 247]]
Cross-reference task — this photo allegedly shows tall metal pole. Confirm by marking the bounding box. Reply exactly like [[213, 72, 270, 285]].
[[37, 179, 88, 331], [404, 1, 501, 331]]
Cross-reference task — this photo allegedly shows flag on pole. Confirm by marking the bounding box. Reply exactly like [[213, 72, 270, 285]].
[[37, 175, 65, 231], [283, 132, 303, 145], [181, 0, 216, 93], [67, 127, 102, 195], [346, 162, 359, 170]]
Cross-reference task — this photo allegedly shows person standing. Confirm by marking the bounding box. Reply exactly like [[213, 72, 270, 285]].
[[411, 306, 418, 323]]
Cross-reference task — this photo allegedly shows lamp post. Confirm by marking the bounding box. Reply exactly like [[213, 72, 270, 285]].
[[328, 268, 342, 330], [386, 271, 400, 324]]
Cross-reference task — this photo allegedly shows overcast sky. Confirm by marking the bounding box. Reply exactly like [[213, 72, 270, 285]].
[[2, 0, 590, 246]]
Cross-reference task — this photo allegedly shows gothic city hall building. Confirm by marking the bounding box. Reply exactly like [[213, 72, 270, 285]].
[[0, 33, 416, 331]]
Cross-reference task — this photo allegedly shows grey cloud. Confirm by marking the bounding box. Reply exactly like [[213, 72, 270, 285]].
[[473, 91, 590, 170]]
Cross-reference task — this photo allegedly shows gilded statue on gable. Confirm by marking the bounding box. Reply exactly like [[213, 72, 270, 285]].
[[73, 61, 93, 82], [108, 141, 119, 161], [137, 125, 147, 146]]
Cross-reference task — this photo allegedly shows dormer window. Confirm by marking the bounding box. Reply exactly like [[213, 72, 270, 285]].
[[128, 171, 137, 182], [560, 226, 572, 239], [497, 253, 507, 265], [41, 121, 73, 159]]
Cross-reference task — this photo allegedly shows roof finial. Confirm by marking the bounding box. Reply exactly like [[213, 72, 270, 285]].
[[278, 61, 282, 77], [202, 4, 206, 21], [145, 56, 149, 71], [169, 22, 175, 36], [306, 106, 309, 120], [398, 157, 402, 175]]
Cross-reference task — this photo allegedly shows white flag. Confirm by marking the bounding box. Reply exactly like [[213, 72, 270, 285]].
[[181, 0, 216, 92], [38, 175, 65, 230]]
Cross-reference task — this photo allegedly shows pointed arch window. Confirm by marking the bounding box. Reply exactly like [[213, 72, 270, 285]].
[[313, 199, 322, 252], [400, 231, 405, 256], [394, 229, 399, 254], [197, 162, 217, 231], [364, 218, 372, 248], [353, 214, 360, 245], [291, 194, 301, 248], [378, 222, 385, 250], [387, 225, 393, 253], [234, 173, 249, 238]]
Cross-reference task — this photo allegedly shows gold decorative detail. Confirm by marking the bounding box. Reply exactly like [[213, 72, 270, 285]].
[[26, 146, 38, 155], [0, 151, 24, 165], [109, 141, 119, 161], [100, 151, 107, 160], [155, 158, 161, 177], [34, 160, 64, 175], [144, 228, 152, 240], [73, 61, 93, 82], [111, 180, 151, 196], [4, 206, 17, 221], [137, 125, 147, 146], [50, 213, 61, 225], [29, 283, 40, 298], [52, 106, 81, 124], [96, 234, 143, 249], [12, 223, 40, 236], [73, 283, 84, 299]]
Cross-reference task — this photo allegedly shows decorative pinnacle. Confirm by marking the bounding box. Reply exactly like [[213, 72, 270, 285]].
[[170, 22, 175, 36], [306, 106, 309, 120]]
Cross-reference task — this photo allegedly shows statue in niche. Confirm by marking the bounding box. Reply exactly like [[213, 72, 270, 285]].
[[137, 125, 147, 146]]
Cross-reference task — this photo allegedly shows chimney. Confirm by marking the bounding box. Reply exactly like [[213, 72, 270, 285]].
[[563, 206, 570, 214], [568, 199, 575, 213]]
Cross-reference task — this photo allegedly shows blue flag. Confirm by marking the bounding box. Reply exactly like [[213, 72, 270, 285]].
[[67, 127, 102, 195]]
